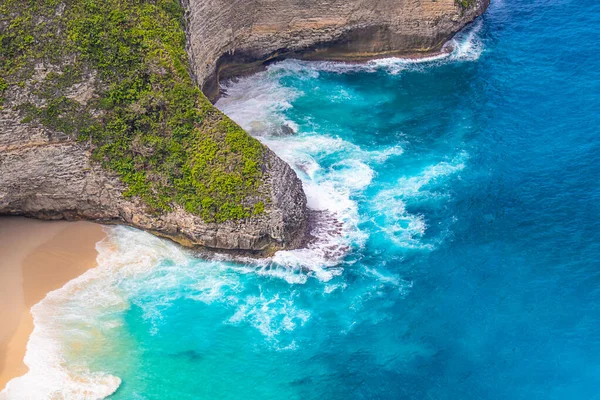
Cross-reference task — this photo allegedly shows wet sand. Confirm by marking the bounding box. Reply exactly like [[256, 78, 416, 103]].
[[0, 217, 106, 390]]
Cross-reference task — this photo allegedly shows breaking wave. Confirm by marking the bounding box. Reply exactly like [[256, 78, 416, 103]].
[[216, 21, 482, 273]]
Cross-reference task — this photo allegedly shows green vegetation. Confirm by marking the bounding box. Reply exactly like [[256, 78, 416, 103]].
[[0, 77, 7, 107], [456, 0, 476, 9], [0, 0, 265, 222]]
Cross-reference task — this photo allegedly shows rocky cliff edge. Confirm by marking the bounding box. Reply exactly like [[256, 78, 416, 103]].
[[0, 0, 487, 254]]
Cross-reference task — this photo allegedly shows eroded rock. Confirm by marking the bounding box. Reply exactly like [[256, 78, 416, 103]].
[[0, 0, 489, 255]]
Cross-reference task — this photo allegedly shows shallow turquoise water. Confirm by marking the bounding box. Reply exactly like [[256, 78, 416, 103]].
[[4, 0, 600, 399]]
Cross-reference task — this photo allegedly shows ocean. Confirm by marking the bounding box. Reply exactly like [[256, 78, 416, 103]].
[[3, 0, 600, 398]]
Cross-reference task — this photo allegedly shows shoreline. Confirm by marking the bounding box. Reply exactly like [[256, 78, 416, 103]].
[[0, 217, 106, 391], [211, 47, 454, 102]]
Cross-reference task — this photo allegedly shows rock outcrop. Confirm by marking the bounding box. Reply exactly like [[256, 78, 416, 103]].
[[0, 0, 488, 254], [185, 0, 489, 99], [0, 110, 307, 254]]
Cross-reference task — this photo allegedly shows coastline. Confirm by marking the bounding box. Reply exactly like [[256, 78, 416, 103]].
[[210, 47, 454, 102], [0, 217, 106, 391]]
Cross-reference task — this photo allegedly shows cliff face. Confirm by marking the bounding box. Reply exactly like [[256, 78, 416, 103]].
[[0, 0, 487, 254], [185, 0, 489, 99], [0, 0, 306, 255], [0, 106, 307, 253]]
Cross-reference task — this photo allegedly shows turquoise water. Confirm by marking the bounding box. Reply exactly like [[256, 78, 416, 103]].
[[4, 0, 600, 398]]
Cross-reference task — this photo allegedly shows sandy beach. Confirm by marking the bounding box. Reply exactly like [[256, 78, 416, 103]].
[[0, 217, 106, 391]]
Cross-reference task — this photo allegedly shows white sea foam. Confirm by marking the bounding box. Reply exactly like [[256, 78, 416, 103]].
[[228, 289, 310, 339], [217, 76, 405, 280], [107, 229, 314, 345], [248, 133, 378, 279], [216, 67, 302, 139], [0, 227, 190, 400], [371, 153, 467, 248], [447, 19, 484, 62], [216, 21, 482, 276], [0, 225, 319, 398], [0, 260, 119, 399]]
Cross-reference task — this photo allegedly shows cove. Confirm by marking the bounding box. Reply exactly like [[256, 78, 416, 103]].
[[3, 0, 600, 398]]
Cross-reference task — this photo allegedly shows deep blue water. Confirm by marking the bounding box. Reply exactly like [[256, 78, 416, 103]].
[[4, 1, 600, 399]]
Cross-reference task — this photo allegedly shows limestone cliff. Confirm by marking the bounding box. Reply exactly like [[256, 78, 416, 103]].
[[0, 0, 306, 255], [0, 123, 307, 253], [185, 0, 489, 99], [0, 0, 487, 254]]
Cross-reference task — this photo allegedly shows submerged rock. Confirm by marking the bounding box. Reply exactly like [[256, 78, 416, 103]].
[[278, 124, 297, 137]]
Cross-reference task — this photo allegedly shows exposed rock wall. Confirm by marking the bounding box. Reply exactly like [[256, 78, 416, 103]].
[[185, 0, 489, 99], [0, 105, 307, 254]]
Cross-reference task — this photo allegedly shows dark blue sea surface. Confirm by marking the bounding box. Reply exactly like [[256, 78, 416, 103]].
[[5, 1, 599, 399]]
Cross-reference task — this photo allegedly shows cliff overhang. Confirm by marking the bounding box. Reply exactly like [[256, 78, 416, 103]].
[[184, 0, 490, 100]]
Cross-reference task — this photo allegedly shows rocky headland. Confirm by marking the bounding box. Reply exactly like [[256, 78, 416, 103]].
[[0, 0, 488, 255]]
